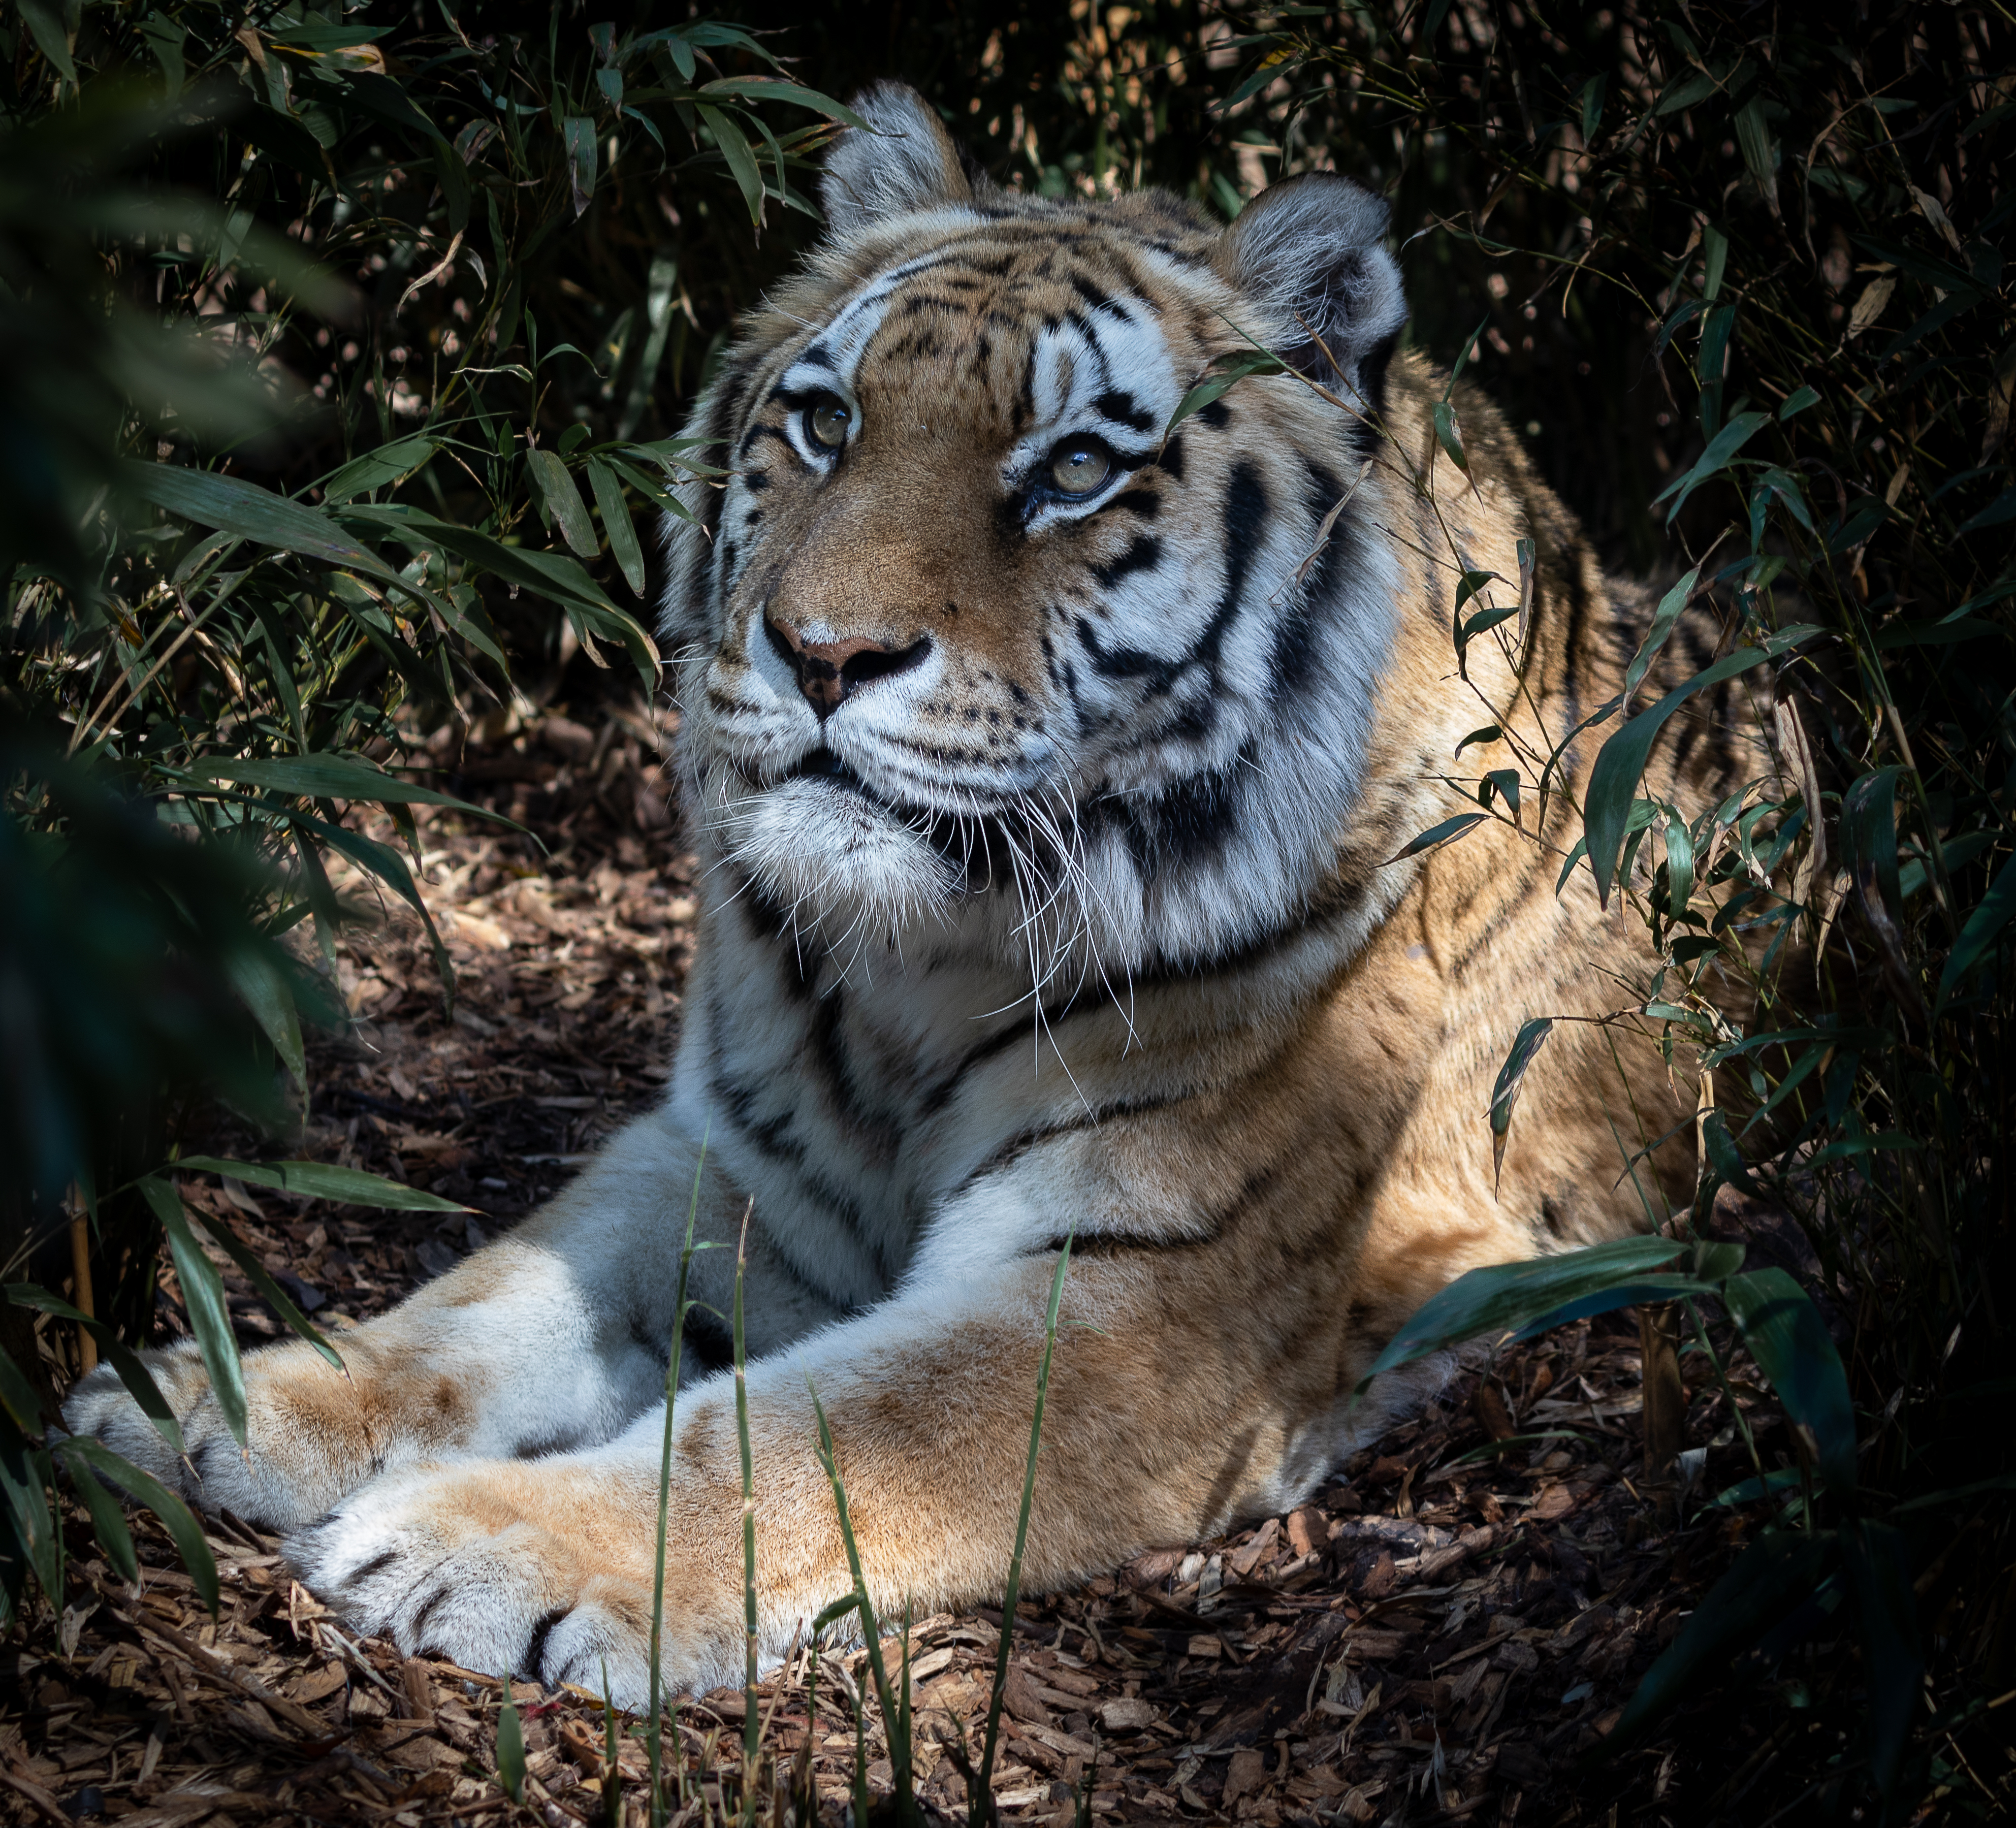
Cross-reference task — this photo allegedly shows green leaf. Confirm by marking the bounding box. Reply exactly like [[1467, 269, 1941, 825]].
[[1584, 649, 1768, 907], [3, 1289, 185, 1456], [295, 814, 456, 1016], [1511, 1274, 1720, 1341], [223, 944, 305, 1086], [695, 77, 870, 127], [0, 1344, 47, 1433], [0, 1432, 60, 1601], [1432, 398, 1470, 472], [136, 1177, 248, 1450], [1708, 1467, 1803, 1508], [1165, 350, 1285, 437], [1623, 566, 1701, 705], [322, 436, 438, 505], [1384, 812, 1487, 864], [527, 448, 600, 559], [17, 0, 78, 82], [121, 462, 443, 616], [1580, 73, 1607, 143], [175, 1156, 470, 1213], [1779, 384, 1819, 420], [1724, 1267, 1857, 1493], [1956, 488, 2016, 535], [696, 102, 766, 225], [1454, 725, 1502, 758], [344, 504, 623, 618], [1691, 1239, 1746, 1281], [1488, 1016, 1553, 1191], [1602, 1530, 1836, 1758], [178, 1203, 343, 1372], [1481, 769, 1520, 817], [1354, 1236, 1687, 1394], [1735, 98, 1774, 189], [812, 1593, 863, 1634], [1938, 849, 2016, 1005], [55, 1442, 138, 1583], [587, 457, 647, 595], [1451, 569, 1500, 675], [1656, 69, 1721, 117], [561, 115, 598, 217], [1842, 1520, 1921, 1797], [1653, 410, 1769, 521], [180, 752, 505, 821], [497, 1696, 526, 1801]]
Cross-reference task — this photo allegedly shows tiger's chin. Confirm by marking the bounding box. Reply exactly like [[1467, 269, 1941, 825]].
[[724, 774, 964, 939]]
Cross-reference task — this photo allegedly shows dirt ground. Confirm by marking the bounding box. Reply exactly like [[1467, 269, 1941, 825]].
[[3, 698, 1831, 1827]]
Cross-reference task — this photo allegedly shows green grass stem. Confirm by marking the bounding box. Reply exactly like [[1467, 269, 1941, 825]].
[[972, 1229, 1075, 1828], [732, 1199, 760, 1823], [646, 1134, 709, 1827], [807, 1374, 917, 1821]]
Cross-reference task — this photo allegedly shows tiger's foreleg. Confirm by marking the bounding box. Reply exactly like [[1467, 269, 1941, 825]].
[[62, 1109, 734, 1531], [286, 1247, 1314, 1708]]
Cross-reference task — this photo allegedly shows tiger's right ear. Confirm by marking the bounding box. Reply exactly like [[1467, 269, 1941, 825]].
[[1215, 175, 1408, 408], [821, 82, 973, 237]]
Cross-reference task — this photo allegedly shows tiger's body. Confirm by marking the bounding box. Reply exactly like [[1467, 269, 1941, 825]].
[[69, 86, 1751, 1706]]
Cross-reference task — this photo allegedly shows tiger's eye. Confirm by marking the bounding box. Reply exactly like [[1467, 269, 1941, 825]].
[[1050, 438, 1112, 496], [809, 400, 851, 449]]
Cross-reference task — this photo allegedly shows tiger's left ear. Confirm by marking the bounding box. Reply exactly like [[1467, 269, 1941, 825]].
[[822, 82, 973, 237], [1215, 175, 1407, 407]]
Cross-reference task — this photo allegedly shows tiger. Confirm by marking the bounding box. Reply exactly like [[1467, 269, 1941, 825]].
[[67, 82, 1746, 1708]]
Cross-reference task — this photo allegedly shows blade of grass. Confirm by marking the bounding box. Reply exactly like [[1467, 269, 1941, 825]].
[[732, 1198, 759, 1825], [806, 1378, 915, 1818], [973, 1228, 1075, 1827], [599, 1661, 622, 1828], [646, 1132, 708, 1827]]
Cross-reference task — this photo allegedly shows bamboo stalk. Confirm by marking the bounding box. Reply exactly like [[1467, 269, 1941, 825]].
[[69, 1201, 98, 1374]]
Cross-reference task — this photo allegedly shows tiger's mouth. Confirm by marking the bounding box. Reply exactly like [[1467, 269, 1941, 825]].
[[779, 748, 930, 822], [761, 748, 1072, 901]]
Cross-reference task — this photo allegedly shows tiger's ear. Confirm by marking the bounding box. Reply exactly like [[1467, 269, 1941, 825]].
[[822, 82, 973, 236], [1215, 175, 1407, 406]]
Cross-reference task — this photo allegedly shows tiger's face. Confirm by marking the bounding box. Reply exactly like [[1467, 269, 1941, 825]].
[[664, 87, 1410, 982]]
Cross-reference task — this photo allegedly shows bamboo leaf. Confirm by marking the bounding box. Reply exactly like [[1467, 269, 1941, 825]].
[[322, 435, 438, 505], [527, 448, 600, 559], [135, 1177, 248, 1449], [1488, 1016, 1553, 1191], [3, 1289, 185, 1456], [1724, 1267, 1857, 1494], [1355, 1237, 1688, 1394], [1602, 1530, 1836, 1759], [1165, 350, 1285, 436], [175, 1156, 470, 1212], [1623, 566, 1701, 705], [55, 1442, 138, 1583], [587, 457, 647, 595], [1384, 812, 1487, 864], [1585, 649, 1768, 907], [1938, 849, 2016, 1005], [1842, 1520, 1921, 1798]]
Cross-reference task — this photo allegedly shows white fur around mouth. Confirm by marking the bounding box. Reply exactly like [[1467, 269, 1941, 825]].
[[714, 766, 965, 934]]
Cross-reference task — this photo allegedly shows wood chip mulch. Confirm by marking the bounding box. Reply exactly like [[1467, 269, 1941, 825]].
[[5, 698, 1825, 1826]]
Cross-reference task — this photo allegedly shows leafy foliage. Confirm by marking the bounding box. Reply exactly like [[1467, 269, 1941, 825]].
[[1, 0, 851, 1626]]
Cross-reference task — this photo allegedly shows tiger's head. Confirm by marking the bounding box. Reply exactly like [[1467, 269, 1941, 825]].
[[662, 83, 1412, 985]]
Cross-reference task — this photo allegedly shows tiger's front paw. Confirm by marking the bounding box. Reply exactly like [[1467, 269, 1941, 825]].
[[61, 1342, 210, 1492], [62, 1336, 380, 1531], [287, 1459, 739, 1709]]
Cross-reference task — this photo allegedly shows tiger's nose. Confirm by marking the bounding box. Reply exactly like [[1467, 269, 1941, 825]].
[[763, 616, 931, 719]]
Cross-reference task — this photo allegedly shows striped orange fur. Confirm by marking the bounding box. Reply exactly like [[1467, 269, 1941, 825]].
[[68, 83, 1761, 1707]]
